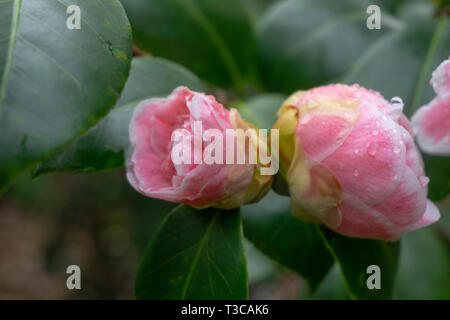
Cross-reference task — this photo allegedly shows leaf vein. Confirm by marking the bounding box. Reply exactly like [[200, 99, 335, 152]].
[[180, 212, 218, 299], [0, 0, 22, 111]]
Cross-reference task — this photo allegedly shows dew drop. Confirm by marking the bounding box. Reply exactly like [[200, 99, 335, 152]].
[[367, 143, 378, 157], [390, 96, 404, 108], [372, 130, 379, 136], [393, 146, 401, 154], [353, 169, 359, 177], [419, 176, 430, 187], [354, 148, 360, 155]]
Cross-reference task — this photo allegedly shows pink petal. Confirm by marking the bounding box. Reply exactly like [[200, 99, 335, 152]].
[[335, 193, 399, 241], [373, 166, 426, 227], [400, 200, 441, 233], [412, 95, 450, 155], [322, 100, 405, 207], [296, 114, 353, 162], [431, 57, 450, 95]]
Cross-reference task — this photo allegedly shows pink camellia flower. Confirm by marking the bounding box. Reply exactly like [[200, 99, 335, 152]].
[[126, 86, 272, 209], [412, 57, 450, 155], [273, 84, 440, 241]]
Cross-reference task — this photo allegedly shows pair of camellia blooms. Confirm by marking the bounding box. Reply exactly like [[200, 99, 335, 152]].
[[126, 58, 450, 241]]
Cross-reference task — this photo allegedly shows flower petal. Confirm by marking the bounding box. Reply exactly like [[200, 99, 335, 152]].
[[412, 95, 450, 156]]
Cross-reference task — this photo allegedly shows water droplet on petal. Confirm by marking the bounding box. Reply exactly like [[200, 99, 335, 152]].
[[354, 148, 360, 155], [419, 176, 430, 187], [353, 169, 359, 177], [393, 146, 401, 154], [372, 130, 379, 136], [390, 96, 404, 108], [367, 143, 378, 156]]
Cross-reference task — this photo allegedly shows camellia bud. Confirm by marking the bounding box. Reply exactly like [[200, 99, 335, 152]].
[[273, 84, 440, 241], [412, 57, 450, 155], [126, 86, 273, 209]]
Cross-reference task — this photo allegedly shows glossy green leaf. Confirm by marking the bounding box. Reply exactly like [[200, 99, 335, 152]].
[[394, 228, 450, 299], [257, 0, 398, 93], [33, 57, 206, 175], [396, 0, 434, 21], [379, 0, 410, 13], [242, 191, 334, 293], [422, 154, 450, 202], [319, 228, 400, 299], [0, 0, 132, 192], [244, 239, 277, 284], [235, 93, 285, 129], [135, 205, 248, 300], [121, 0, 256, 90], [115, 56, 207, 108], [437, 201, 450, 235], [298, 265, 350, 300]]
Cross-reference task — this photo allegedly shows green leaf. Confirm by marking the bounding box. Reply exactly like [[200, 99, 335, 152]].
[[135, 205, 248, 300], [394, 228, 450, 299], [257, 0, 398, 93], [0, 0, 132, 192], [115, 56, 207, 108], [235, 93, 285, 129], [422, 154, 450, 202], [33, 101, 135, 176], [244, 239, 277, 285], [379, 0, 411, 13], [298, 265, 350, 300], [319, 228, 400, 299], [33, 57, 206, 176], [121, 0, 256, 90], [242, 191, 334, 293], [396, 0, 434, 21], [437, 200, 450, 235]]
